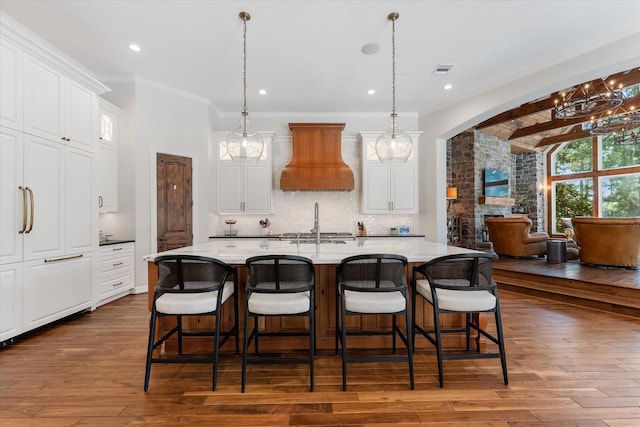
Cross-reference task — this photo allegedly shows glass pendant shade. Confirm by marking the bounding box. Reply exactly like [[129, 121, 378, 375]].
[[227, 114, 264, 162], [375, 115, 412, 162]]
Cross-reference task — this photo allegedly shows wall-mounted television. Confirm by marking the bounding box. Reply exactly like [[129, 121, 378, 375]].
[[483, 168, 509, 198]]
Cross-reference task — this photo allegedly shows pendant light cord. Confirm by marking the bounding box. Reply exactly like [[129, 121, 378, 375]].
[[242, 15, 248, 117], [391, 16, 396, 118]]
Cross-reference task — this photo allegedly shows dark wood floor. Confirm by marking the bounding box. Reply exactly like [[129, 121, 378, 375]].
[[1, 288, 640, 426], [493, 257, 640, 318]]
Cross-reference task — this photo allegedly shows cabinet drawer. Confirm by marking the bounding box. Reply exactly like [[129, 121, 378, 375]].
[[99, 254, 132, 274], [99, 273, 132, 299], [100, 243, 132, 259]]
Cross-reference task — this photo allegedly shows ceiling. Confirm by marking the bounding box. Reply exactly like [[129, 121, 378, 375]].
[[2, 0, 639, 151]]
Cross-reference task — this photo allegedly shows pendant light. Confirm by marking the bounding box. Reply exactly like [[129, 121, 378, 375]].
[[227, 11, 264, 162], [375, 12, 412, 163]]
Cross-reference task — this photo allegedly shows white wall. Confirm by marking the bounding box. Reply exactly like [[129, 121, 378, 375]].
[[103, 78, 211, 292]]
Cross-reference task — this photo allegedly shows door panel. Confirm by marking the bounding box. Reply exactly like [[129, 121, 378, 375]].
[[157, 153, 192, 252], [23, 134, 64, 261], [0, 128, 24, 265]]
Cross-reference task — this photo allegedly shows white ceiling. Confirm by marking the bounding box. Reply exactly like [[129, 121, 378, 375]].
[[1, 0, 639, 115]]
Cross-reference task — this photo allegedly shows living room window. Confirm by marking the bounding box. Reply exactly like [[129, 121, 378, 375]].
[[549, 130, 640, 233]]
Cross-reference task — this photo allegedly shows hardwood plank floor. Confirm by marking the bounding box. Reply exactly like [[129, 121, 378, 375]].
[[1, 291, 639, 426]]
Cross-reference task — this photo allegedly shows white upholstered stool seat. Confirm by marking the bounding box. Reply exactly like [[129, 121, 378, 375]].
[[415, 279, 496, 312], [156, 281, 234, 315]]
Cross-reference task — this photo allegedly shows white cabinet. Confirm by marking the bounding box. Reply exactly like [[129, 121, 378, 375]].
[[0, 36, 23, 131], [22, 253, 94, 332], [212, 131, 273, 214], [0, 127, 24, 265], [216, 163, 271, 213], [9, 132, 66, 263], [0, 18, 106, 342], [97, 242, 134, 306], [0, 263, 23, 342], [97, 100, 120, 212], [360, 131, 421, 214], [65, 146, 98, 253], [23, 52, 97, 152]]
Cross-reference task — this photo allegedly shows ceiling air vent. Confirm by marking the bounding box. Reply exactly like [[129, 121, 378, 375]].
[[432, 64, 455, 75]]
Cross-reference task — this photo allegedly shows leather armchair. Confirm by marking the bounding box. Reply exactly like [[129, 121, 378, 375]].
[[485, 217, 548, 258], [571, 217, 640, 268]]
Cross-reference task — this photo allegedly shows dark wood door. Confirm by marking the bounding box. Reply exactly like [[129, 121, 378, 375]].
[[156, 153, 192, 252]]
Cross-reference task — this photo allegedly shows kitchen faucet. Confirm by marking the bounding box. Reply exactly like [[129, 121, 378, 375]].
[[311, 202, 320, 244]]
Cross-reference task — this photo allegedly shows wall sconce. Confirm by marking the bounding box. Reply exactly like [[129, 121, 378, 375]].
[[537, 183, 547, 195], [446, 187, 458, 213]]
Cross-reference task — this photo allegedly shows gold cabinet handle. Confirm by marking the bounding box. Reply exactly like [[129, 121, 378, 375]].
[[25, 187, 34, 233], [18, 186, 27, 234], [44, 254, 83, 263]]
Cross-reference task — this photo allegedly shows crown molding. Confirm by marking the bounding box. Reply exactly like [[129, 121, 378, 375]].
[[1, 12, 109, 95]]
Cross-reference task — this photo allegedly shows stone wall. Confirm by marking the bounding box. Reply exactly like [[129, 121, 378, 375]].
[[448, 130, 545, 248]]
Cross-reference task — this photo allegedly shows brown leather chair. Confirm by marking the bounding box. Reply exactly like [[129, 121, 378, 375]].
[[571, 217, 640, 268], [484, 217, 548, 258]]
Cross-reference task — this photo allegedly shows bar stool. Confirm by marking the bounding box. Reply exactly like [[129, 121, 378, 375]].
[[144, 255, 239, 391], [336, 254, 414, 391], [412, 252, 508, 387], [242, 255, 316, 392]]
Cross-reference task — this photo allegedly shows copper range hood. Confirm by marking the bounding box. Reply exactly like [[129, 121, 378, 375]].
[[280, 123, 355, 191]]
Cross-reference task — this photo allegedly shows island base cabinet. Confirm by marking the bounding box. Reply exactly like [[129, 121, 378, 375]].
[[22, 253, 94, 333]]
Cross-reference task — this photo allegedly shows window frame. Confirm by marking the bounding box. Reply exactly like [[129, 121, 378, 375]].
[[546, 135, 640, 234]]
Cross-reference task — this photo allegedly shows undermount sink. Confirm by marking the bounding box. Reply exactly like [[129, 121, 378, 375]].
[[289, 239, 347, 244], [280, 232, 354, 244], [280, 232, 355, 244]]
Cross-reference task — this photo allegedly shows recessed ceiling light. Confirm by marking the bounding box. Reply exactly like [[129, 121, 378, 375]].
[[258, 89, 267, 95], [443, 84, 453, 90], [367, 89, 376, 95], [361, 43, 380, 55], [128, 43, 141, 52]]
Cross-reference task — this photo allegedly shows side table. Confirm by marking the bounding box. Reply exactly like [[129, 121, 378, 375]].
[[547, 239, 567, 263]]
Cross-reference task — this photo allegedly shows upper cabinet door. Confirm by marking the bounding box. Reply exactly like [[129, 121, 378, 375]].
[[244, 164, 272, 213], [0, 36, 23, 131], [65, 80, 96, 151], [98, 100, 120, 212], [23, 53, 64, 143], [23, 53, 97, 152]]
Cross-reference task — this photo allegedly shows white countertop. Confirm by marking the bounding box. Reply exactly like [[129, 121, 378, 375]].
[[143, 237, 479, 265]]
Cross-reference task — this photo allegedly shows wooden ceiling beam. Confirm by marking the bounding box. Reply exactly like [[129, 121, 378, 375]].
[[476, 68, 640, 130], [510, 93, 640, 140], [535, 126, 592, 147], [476, 98, 554, 129]]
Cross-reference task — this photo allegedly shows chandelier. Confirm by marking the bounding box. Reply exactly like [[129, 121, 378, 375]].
[[375, 12, 412, 163], [554, 79, 623, 119], [226, 11, 264, 162], [590, 107, 640, 145]]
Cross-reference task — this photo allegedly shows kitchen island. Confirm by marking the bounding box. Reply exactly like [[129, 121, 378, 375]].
[[144, 237, 483, 352]]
